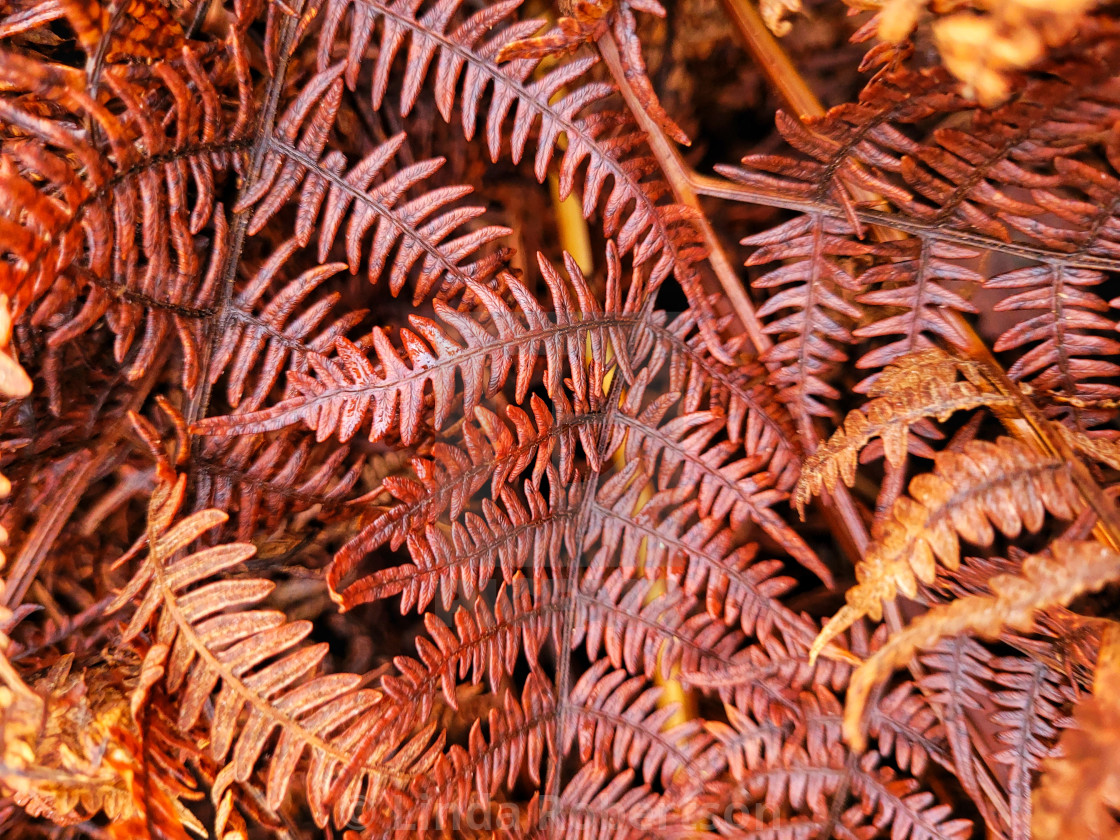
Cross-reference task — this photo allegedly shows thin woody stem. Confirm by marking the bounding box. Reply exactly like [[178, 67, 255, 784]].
[[717, 0, 825, 119]]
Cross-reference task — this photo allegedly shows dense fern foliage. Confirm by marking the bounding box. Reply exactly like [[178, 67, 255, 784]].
[[2, 0, 1120, 838]]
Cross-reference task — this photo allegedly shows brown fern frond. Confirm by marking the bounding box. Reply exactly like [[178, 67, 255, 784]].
[[194, 430, 365, 542], [237, 124, 511, 304], [0, 640, 238, 840], [725, 31, 1120, 421], [739, 213, 877, 422], [337, 462, 575, 612], [990, 262, 1120, 426], [584, 472, 814, 641], [844, 540, 1120, 749], [852, 237, 980, 380], [0, 15, 253, 390], [212, 239, 364, 412], [639, 304, 797, 455], [334, 305, 798, 585], [414, 664, 721, 818], [109, 466, 443, 828], [709, 681, 972, 840], [810, 437, 1083, 663], [312, 0, 708, 319], [987, 655, 1072, 840], [530, 761, 708, 839], [793, 348, 1013, 515], [193, 245, 639, 447]]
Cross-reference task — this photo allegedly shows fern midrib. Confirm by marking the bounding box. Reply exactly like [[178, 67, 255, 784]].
[[300, 316, 642, 398], [696, 175, 1120, 272]]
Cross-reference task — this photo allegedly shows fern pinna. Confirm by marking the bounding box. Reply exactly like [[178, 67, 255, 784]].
[[2, 0, 1120, 838]]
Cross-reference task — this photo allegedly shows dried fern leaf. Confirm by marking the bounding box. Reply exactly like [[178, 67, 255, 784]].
[[111, 471, 443, 828], [708, 681, 972, 840], [794, 348, 1014, 515], [0, 12, 253, 391], [193, 245, 638, 447], [1055, 423, 1120, 472], [194, 430, 365, 542], [0, 651, 200, 839], [844, 541, 1120, 750], [236, 124, 511, 304], [810, 437, 1083, 663]]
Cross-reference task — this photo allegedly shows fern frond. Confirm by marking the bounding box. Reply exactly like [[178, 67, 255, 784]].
[[853, 236, 980, 380], [844, 540, 1120, 750], [531, 761, 704, 839], [406, 666, 718, 824], [585, 465, 813, 643], [339, 465, 575, 612], [988, 655, 1071, 840], [739, 213, 876, 422], [313, 0, 707, 310], [793, 348, 1014, 515], [381, 569, 748, 723], [853, 754, 974, 840], [604, 372, 824, 582], [709, 680, 971, 840], [213, 239, 364, 412], [727, 36, 1120, 431], [193, 246, 639, 446], [237, 122, 511, 303], [990, 263, 1120, 426], [110, 471, 443, 828], [194, 430, 365, 542], [0, 650, 204, 837], [332, 392, 585, 577], [640, 305, 798, 456], [810, 437, 1083, 663], [916, 637, 996, 807], [0, 19, 252, 390]]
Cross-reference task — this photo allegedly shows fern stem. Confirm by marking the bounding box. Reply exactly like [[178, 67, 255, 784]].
[[716, 0, 824, 120], [595, 33, 772, 358], [183, 0, 307, 428], [690, 174, 1120, 272]]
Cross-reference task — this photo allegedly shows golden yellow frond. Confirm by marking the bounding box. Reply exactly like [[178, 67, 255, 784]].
[[809, 437, 1082, 664]]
